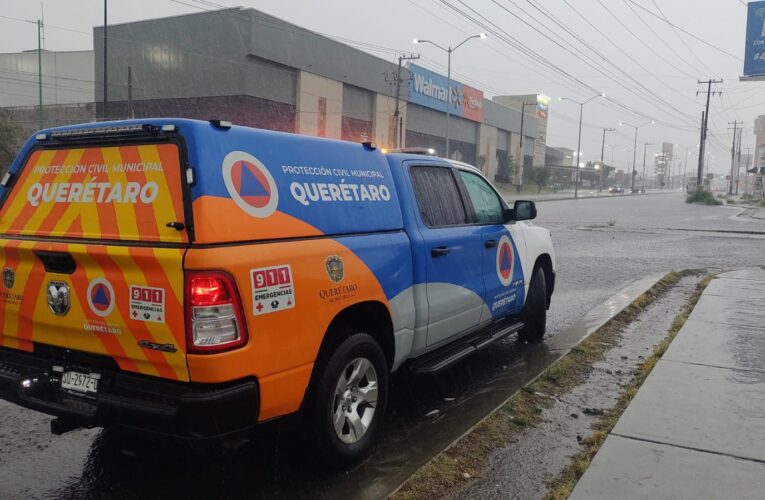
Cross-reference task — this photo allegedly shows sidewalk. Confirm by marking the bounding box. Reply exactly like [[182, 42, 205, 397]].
[[570, 267, 765, 500]]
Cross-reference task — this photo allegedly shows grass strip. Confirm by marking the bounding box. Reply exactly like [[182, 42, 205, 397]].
[[544, 272, 714, 500], [392, 270, 702, 500]]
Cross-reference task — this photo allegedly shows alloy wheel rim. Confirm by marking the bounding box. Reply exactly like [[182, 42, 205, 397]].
[[332, 357, 378, 444]]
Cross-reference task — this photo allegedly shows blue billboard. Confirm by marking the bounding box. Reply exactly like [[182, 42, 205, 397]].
[[407, 64, 483, 121], [744, 1, 765, 77]]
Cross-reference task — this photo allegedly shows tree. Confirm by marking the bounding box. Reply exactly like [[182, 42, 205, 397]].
[[0, 111, 23, 174], [530, 166, 551, 193]]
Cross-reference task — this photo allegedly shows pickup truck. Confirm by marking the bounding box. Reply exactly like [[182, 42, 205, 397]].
[[0, 119, 555, 466]]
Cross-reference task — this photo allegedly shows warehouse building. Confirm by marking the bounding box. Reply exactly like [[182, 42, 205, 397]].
[[1, 7, 540, 184]]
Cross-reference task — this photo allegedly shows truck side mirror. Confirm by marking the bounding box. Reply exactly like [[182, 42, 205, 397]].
[[513, 200, 537, 221]]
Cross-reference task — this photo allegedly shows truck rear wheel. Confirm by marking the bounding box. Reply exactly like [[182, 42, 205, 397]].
[[519, 266, 547, 343], [306, 332, 388, 468]]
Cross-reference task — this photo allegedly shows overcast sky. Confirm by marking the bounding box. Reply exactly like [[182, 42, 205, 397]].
[[1, 0, 761, 174]]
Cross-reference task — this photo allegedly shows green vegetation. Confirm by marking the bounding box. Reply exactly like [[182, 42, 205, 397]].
[[544, 273, 714, 500], [0, 110, 23, 172], [393, 271, 699, 500], [686, 191, 722, 205]]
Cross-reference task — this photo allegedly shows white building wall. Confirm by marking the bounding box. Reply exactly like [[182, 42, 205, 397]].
[[0, 50, 94, 107], [296, 71, 342, 139]]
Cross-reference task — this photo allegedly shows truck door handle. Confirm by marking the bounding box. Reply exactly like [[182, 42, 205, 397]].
[[485, 239, 498, 248], [431, 246, 450, 257]]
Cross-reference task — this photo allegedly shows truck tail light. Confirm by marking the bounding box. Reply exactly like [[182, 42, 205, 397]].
[[185, 271, 247, 354]]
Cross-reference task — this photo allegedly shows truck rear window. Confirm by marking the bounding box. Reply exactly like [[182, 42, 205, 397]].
[[0, 143, 187, 244]]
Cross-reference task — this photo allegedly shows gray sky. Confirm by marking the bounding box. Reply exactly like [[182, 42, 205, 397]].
[[1, 0, 760, 174]]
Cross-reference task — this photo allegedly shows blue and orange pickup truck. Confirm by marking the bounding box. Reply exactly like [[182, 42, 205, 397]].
[[0, 119, 555, 466]]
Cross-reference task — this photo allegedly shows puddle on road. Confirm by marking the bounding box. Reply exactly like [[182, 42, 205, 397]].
[[0, 274, 665, 500], [451, 275, 701, 500]]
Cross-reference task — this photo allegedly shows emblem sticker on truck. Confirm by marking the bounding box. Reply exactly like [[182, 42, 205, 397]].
[[250, 265, 295, 316], [496, 235, 515, 287], [87, 278, 115, 317], [222, 151, 279, 219], [129, 285, 166, 323]]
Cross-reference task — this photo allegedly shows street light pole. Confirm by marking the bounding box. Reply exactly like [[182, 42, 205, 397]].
[[559, 93, 605, 199], [675, 144, 697, 192], [599, 128, 615, 193], [413, 33, 486, 158], [642, 142, 653, 189], [518, 101, 533, 193], [619, 120, 654, 193]]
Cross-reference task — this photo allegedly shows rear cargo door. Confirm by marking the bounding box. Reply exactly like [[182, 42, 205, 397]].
[[0, 140, 190, 381]]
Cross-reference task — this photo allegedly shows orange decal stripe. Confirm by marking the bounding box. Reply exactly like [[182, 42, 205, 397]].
[[89, 245, 178, 380], [68, 243, 141, 373]]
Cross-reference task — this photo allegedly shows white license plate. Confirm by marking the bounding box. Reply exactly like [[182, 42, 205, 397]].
[[61, 371, 100, 395]]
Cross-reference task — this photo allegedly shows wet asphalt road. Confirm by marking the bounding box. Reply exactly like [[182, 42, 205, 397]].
[[1, 193, 764, 500]]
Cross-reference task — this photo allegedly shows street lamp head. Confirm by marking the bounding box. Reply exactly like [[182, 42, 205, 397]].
[[558, 97, 564, 101], [479, 33, 487, 39], [619, 121, 624, 126], [412, 38, 420, 44], [600, 93, 606, 97]]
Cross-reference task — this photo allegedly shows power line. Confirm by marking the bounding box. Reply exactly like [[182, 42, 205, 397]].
[[522, 0, 701, 120], [439, 0, 695, 130], [624, 0, 743, 61]]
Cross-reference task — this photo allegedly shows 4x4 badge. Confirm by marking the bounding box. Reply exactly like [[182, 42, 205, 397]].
[[47, 281, 70, 316], [2, 267, 15, 289]]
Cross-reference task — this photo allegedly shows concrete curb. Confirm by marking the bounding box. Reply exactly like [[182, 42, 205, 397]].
[[499, 191, 678, 203], [389, 271, 668, 498]]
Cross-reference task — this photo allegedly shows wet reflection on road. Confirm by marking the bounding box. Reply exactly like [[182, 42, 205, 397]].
[[43, 276, 659, 500]]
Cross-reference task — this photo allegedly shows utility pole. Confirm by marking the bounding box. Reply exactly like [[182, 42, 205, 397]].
[[127, 66, 134, 119], [37, 20, 43, 130], [103, 0, 108, 121], [744, 147, 752, 194], [735, 128, 742, 194], [728, 120, 742, 194], [518, 101, 534, 194], [599, 127, 615, 193], [393, 54, 419, 148], [642, 142, 653, 189], [696, 79, 723, 190]]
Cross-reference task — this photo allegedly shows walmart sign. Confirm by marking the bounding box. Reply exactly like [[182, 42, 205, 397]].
[[407, 64, 483, 122], [744, 0, 765, 77]]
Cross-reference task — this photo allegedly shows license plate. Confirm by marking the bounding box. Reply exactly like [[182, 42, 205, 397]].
[[61, 370, 100, 396]]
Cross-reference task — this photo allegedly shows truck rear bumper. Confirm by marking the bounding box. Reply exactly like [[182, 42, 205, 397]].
[[0, 346, 259, 440]]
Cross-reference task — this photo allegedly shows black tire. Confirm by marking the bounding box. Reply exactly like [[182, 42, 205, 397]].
[[304, 332, 388, 469], [519, 266, 547, 343]]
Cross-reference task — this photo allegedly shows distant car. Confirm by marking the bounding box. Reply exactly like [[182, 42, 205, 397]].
[[609, 185, 624, 194], [632, 186, 646, 194]]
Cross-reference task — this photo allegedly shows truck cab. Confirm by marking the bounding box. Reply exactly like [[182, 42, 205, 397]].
[[0, 119, 554, 466]]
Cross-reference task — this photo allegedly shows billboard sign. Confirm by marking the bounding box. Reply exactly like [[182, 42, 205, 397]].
[[407, 64, 483, 121], [744, 1, 765, 77], [536, 94, 549, 119]]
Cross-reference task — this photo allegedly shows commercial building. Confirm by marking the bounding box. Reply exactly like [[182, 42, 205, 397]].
[[0, 49, 95, 130], [755, 115, 765, 169], [1, 8, 541, 184], [89, 7, 537, 183], [492, 94, 549, 168]]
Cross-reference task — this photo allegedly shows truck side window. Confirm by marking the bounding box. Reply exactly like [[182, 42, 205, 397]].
[[458, 170, 504, 225], [410, 166, 467, 227]]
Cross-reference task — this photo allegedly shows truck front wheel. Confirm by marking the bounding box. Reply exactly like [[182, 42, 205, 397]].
[[306, 332, 388, 468]]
